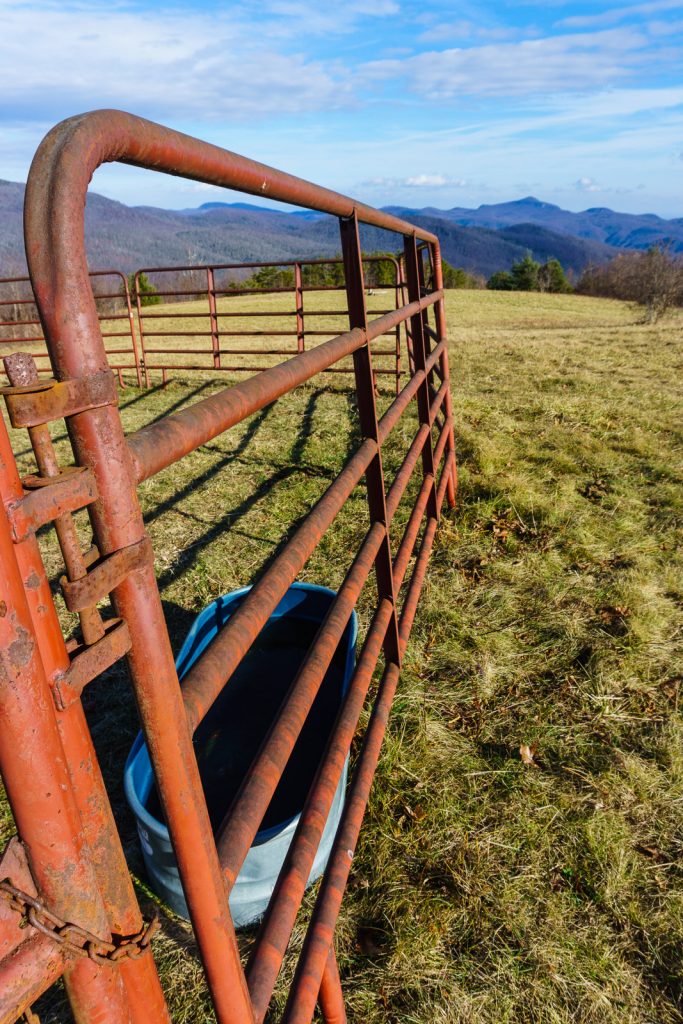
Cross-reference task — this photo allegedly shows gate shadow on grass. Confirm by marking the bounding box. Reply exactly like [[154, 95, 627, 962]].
[[148, 386, 358, 596]]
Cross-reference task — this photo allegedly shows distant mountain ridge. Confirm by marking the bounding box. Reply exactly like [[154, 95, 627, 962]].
[[1, 181, 673, 281], [383, 196, 683, 252]]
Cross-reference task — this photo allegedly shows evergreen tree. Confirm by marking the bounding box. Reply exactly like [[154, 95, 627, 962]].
[[129, 271, 161, 306], [487, 270, 515, 291], [538, 258, 572, 293], [441, 260, 480, 289], [510, 252, 540, 291]]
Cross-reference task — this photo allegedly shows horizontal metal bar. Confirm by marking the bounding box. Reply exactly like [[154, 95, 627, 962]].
[[216, 520, 386, 885], [393, 472, 434, 591], [181, 437, 376, 732], [143, 347, 216, 354], [281, 660, 401, 1024], [278, 458, 454, 1024], [433, 414, 454, 470], [282, 464, 451, 1021], [128, 295, 440, 483], [246, 598, 394, 1021], [138, 312, 213, 320], [384, 423, 431, 523], [142, 347, 297, 356], [0, 334, 44, 342], [429, 379, 449, 422], [136, 255, 395, 274]]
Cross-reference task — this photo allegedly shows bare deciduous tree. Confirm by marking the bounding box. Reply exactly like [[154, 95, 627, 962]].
[[578, 245, 683, 322]]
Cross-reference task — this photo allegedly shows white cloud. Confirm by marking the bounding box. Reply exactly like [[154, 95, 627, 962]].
[[575, 176, 603, 192], [0, 0, 369, 124], [259, 0, 400, 37], [406, 174, 447, 186], [361, 174, 467, 189], [417, 20, 520, 44]]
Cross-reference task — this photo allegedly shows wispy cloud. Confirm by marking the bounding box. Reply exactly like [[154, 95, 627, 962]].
[[557, 0, 683, 30], [0, 0, 394, 124], [361, 28, 653, 98], [362, 174, 467, 189]]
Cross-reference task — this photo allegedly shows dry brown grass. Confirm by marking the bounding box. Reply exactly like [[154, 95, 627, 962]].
[[1, 289, 681, 1023]]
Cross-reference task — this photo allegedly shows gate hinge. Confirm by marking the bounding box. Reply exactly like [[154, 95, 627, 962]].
[[53, 618, 132, 711], [60, 536, 153, 613], [6, 467, 98, 543], [1, 368, 118, 428]]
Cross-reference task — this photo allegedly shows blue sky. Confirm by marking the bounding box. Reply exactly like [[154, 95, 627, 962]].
[[1, 0, 682, 216]]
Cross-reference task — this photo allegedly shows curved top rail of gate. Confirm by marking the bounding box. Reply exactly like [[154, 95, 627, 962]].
[[25, 108, 437, 384]]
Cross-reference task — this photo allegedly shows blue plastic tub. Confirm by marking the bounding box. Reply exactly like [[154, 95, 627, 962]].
[[124, 583, 356, 927]]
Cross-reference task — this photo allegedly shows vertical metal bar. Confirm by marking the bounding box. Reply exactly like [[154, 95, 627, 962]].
[[207, 266, 221, 369], [294, 262, 305, 354], [119, 271, 143, 388], [133, 271, 150, 388], [393, 261, 401, 395], [397, 257, 414, 376], [430, 242, 457, 508], [317, 948, 347, 1024], [0, 412, 169, 1023], [339, 212, 400, 666], [403, 235, 440, 522], [0, 437, 134, 1024]]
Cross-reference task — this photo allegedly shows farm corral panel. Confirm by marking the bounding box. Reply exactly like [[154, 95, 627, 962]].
[[0, 109, 456, 1024]]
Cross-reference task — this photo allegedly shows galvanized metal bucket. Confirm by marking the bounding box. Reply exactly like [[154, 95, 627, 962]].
[[125, 583, 356, 927]]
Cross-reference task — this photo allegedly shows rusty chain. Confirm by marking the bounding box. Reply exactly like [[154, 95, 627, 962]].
[[0, 878, 159, 964]]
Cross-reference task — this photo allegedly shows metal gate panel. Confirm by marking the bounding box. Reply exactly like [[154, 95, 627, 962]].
[[0, 271, 142, 388], [0, 108, 457, 1023], [133, 258, 404, 391]]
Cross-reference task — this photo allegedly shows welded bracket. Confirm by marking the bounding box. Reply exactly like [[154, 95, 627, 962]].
[[61, 536, 153, 613], [6, 467, 98, 543], [1, 368, 118, 428], [52, 618, 132, 711]]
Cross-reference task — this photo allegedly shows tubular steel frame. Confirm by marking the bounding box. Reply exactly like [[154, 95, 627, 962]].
[[0, 109, 457, 1024], [0, 271, 142, 388]]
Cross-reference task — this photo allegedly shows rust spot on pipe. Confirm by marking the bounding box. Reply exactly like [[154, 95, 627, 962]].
[[8, 627, 34, 669]]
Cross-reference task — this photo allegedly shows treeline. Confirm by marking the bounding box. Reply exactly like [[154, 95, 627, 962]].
[[487, 253, 572, 293], [576, 245, 683, 322], [244, 254, 483, 291]]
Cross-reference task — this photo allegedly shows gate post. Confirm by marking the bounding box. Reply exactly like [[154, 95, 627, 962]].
[[0, 361, 168, 1022], [0, 418, 136, 1024]]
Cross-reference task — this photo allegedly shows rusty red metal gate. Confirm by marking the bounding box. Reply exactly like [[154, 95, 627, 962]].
[[0, 109, 456, 1023], [0, 270, 142, 387], [133, 258, 405, 390]]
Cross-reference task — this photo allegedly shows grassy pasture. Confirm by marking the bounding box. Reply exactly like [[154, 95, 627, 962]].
[[1, 289, 682, 1023]]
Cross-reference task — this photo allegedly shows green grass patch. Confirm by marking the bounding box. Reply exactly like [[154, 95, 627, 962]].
[[2, 290, 682, 1023]]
